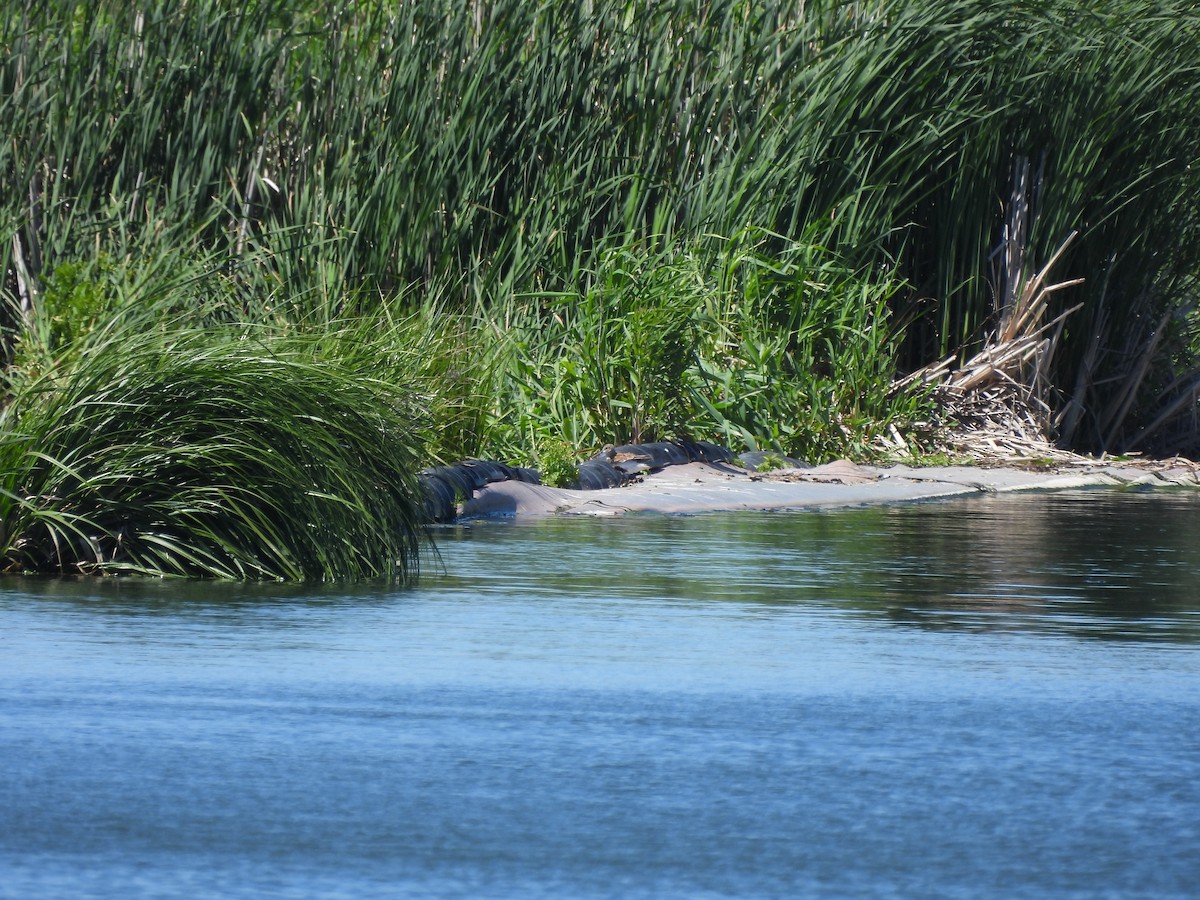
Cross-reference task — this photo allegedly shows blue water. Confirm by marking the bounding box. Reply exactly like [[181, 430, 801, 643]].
[[2, 490, 1200, 898]]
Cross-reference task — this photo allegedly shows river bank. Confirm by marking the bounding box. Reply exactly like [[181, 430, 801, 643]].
[[458, 456, 1200, 520]]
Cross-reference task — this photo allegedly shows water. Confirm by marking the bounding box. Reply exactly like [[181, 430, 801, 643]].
[[3, 490, 1200, 898]]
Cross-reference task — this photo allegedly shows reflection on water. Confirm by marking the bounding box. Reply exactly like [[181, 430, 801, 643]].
[[432, 489, 1200, 643], [2, 489, 1200, 898], [10, 489, 1200, 644]]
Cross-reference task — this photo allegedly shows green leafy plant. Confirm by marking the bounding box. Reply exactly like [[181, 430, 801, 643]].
[[688, 230, 927, 462], [536, 438, 580, 489], [488, 241, 707, 454], [755, 453, 787, 473]]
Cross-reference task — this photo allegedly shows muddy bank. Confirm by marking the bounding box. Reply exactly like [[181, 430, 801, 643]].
[[455, 457, 1200, 520]]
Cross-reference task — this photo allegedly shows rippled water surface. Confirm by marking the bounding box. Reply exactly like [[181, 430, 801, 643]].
[[3, 490, 1200, 898]]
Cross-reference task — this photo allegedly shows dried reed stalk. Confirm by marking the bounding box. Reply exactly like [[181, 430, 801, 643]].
[[897, 234, 1086, 460]]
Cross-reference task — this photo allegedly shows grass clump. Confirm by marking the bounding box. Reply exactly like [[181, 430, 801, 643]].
[[489, 242, 705, 456], [0, 240, 485, 581], [535, 438, 580, 489], [0, 314, 434, 581], [484, 232, 926, 463]]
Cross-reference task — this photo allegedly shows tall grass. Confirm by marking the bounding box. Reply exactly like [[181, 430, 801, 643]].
[[0, 251, 474, 580], [488, 231, 921, 461], [3, 0, 1200, 507], [0, 321, 434, 580]]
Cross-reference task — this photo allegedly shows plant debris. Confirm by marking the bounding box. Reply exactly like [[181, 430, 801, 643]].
[[886, 232, 1200, 478]]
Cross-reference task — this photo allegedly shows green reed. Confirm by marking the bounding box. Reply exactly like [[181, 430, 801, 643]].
[[486, 230, 922, 462], [0, 249, 479, 580], [1, 0, 1199, 576], [0, 316, 435, 580]]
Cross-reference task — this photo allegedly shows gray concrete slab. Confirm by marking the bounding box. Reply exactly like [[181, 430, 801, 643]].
[[457, 459, 1165, 521]]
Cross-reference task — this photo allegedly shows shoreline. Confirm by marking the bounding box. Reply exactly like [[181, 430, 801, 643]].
[[458, 457, 1200, 520]]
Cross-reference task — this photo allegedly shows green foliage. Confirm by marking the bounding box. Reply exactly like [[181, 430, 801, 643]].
[[755, 454, 788, 473], [491, 243, 704, 455], [689, 232, 925, 461], [0, 0, 1199, 582], [0, 320, 432, 580], [5, 258, 123, 385], [535, 438, 580, 489], [38, 260, 119, 352], [484, 232, 927, 462]]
